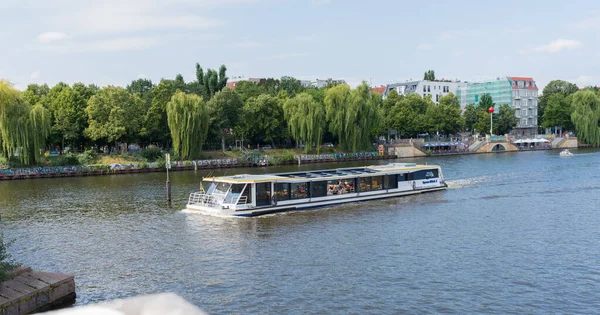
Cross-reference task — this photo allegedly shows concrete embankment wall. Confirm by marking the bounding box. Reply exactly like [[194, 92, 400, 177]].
[[0, 267, 75, 315]]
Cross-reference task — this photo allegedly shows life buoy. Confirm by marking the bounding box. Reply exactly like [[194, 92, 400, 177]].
[[271, 195, 277, 206]]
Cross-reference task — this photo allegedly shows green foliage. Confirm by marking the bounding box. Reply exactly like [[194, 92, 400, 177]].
[[208, 88, 244, 151], [424, 70, 436, 81], [139, 146, 162, 162], [77, 150, 97, 165], [269, 150, 295, 165], [0, 81, 51, 165], [48, 153, 79, 166], [166, 91, 210, 159], [345, 82, 381, 151], [571, 90, 600, 146], [85, 86, 145, 145], [495, 104, 519, 135], [542, 94, 574, 130], [425, 93, 464, 136], [473, 94, 496, 135], [463, 103, 478, 132], [143, 79, 175, 146], [195, 64, 228, 98], [388, 93, 431, 137], [539, 80, 579, 126], [235, 81, 263, 102], [324, 84, 351, 148], [0, 231, 20, 282], [242, 94, 285, 145], [283, 93, 325, 152], [0, 156, 8, 168], [279, 76, 304, 97]]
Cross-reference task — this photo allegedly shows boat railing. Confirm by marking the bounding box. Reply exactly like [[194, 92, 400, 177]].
[[188, 192, 222, 207], [236, 196, 248, 205]]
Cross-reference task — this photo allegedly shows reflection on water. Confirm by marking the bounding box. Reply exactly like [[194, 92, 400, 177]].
[[2, 149, 600, 313]]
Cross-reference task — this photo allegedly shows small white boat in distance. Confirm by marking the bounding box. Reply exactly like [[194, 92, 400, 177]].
[[559, 149, 574, 157], [186, 163, 447, 217]]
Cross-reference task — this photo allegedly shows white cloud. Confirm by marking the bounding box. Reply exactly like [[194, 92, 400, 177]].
[[570, 14, 600, 30], [37, 32, 70, 43], [568, 75, 599, 88], [30, 71, 41, 80], [520, 39, 582, 54], [137, 74, 148, 79], [416, 44, 432, 50], [232, 40, 261, 48], [39, 36, 160, 53]]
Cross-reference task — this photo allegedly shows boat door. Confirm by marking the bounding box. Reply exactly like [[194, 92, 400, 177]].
[[255, 182, 272, 206]]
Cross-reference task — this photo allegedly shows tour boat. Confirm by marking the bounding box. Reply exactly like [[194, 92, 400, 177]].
[[559, 149, 574, 157], [186, 163, 447, 217]]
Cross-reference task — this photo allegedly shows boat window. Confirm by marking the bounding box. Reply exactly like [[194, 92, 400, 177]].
[[256, 182, 271, 206], [311, 181, 328, 198], [213, 182, 231, 195], [291, 182, 309, 199], [205, 182, 217, 194], [384, 175, 398, 189], [359, 177, 372, 192], [372, 176, 384, 190], [412, 169, 439, 180], [275, 183, 291, 201], [326, 179, 354, 195], [224, 184, 245, 203], [397, 174, 406, 182]]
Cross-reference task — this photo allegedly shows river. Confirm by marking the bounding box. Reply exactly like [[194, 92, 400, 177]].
[[1, 149, 600, 314]]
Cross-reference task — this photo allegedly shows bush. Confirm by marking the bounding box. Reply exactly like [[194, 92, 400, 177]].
[[0, 157, 8, 169], [77, 150, 97, 165], [47, 153, 80, 166], [139, 147, 163, 162], [0, 232, 19, 282]]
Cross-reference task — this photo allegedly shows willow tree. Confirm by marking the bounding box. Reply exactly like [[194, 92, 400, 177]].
[[283, 93, 325, 152], [345, 83, 381, 152], [571, 90, 600, 146], [0, 80, 51, 165], [166, 91, 210, 159], [324, 84, 351, 149]]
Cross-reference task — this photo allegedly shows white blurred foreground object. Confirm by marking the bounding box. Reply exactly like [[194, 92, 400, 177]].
[[45, 293, 207, 315]]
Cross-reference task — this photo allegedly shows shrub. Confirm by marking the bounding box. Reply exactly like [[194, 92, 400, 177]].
[[48, 153, 79, 166], [77, 150, 97, 165], [0, 157, 8, 169], [0, 232, 20, 282], [139, 147, 163, 162]]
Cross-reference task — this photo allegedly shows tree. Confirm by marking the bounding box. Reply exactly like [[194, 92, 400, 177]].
[[127, 78, 154, 110], [477, 94, 494, 111], [324, 84, 351, 148], [424, 70, 436, 81], [49, 86, 87, 149], [495, 104, 519, 135], [143, 79, 175, 147], [243, 94, 285, 145], [0, 80, 51, 165], [571, 90, 600, 146], [382, 90, 402, 140], [542, 94, 574, 131], [539, 80, 578, 127], [84, 86, 144, 150], [0, 231, 20, 282], [389, 94, 430, 137], [195, 63, 228, 98], [22, 84, 49, 106], [279, 76, 304, 97], [283, 93, 325, 152], [235, 80, 263, 102], [426, 93, 464, 136], [345, 83, 381, 151], [208, 88, 244, 151], [463, 103, 478, 132], [166, 91, 210, 159]]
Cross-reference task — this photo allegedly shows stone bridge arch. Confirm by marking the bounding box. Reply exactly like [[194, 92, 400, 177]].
[[491, 144, 506, 152]]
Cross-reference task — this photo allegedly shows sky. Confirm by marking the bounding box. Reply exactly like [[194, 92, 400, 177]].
[[1, 0, 599, 91]]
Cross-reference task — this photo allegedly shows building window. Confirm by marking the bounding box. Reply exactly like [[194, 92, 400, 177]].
[[427, 85, 431, 92], [436, 94, 439, 102], [423, 85, 426, 92]]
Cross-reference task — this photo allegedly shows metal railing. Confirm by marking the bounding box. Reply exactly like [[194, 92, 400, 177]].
[[236, 196, 248, 205], [188, 192, 222, 207]]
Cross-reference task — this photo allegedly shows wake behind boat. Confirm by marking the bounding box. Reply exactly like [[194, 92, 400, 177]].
[[560, 149, 574, 157], [186, 163, 447, 217]]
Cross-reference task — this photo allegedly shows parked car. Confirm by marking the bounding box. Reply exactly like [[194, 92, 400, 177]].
[[262, 145, 273, 150], [324, 142, 334, 148]]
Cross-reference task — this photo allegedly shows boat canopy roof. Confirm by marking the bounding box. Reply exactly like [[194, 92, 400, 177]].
[[203, 163, 440, 183]]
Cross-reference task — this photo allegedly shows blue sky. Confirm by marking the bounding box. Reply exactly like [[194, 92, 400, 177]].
[[1, 0, 599, 91]]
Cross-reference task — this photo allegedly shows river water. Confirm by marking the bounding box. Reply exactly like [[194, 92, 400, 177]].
[[1, 149, 600, 314]]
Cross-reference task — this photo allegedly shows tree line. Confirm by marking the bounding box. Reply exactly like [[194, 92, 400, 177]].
[[3, 64, 599, 166]]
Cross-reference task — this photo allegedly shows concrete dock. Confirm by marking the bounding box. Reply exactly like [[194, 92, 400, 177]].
[[0, 267, 75, 315]]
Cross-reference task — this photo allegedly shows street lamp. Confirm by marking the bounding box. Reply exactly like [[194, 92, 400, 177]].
[[488, 106, 495, 135]]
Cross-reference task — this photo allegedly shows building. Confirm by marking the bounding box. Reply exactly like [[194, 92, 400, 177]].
[[382, 80, 465, 104], [311, 78, 346, 88], [225, 77, 262, 89], [371, 85, 386, 94], [456, 77, 538, 137]]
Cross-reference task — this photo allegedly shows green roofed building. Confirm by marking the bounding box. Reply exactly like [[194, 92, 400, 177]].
[[457, 76, 538, 137]]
